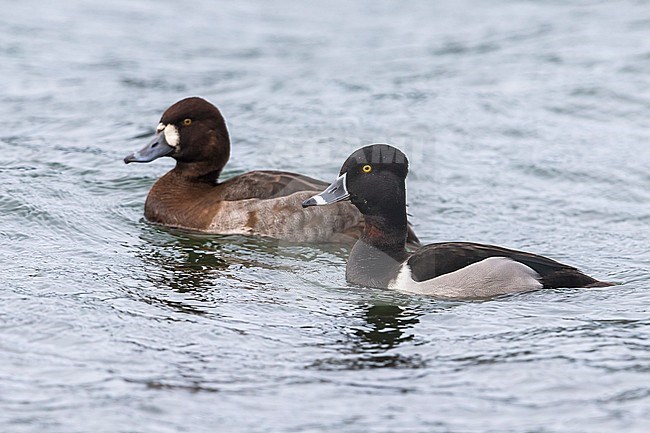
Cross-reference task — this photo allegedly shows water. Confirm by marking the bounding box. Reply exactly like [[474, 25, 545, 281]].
[[1, 0, 649, 431]]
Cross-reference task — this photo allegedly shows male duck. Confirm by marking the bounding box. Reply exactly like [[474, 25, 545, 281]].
[[124, 98, 420, 245], [302, 144, 612, 299]]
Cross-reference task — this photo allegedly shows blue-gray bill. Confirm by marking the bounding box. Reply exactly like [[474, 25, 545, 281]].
[[124, 131, 175, 164], [302, 173, 350, 208]]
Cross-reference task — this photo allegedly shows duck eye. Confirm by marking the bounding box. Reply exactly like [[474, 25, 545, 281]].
[[183, 118, 192, 126], [362, 164, 372, 173]]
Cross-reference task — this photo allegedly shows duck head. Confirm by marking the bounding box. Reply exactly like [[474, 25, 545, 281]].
[[124, 97, 230, 179], [303, 144, 409, 217]]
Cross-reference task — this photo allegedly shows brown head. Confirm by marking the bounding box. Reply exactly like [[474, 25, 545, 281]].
[[124, 97, 230, 181]]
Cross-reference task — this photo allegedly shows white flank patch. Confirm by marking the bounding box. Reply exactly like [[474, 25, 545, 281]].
[[163, 124, 180, 147], [388, 257, 543, 299]]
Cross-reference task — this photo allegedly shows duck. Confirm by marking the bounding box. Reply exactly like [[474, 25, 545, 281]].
[[124, 97, 420, 245], [302, 143, 613, 299]]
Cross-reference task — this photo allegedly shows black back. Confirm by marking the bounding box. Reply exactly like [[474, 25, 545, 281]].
[[407, 242, 602, 289]]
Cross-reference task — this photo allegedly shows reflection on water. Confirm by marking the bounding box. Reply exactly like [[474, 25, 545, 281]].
[[129, 225, 350, 317], [136, 228, 229, 293], [354, 304, 419, 351], [1, 0, 648, 431], [312, 303, 425, 370]]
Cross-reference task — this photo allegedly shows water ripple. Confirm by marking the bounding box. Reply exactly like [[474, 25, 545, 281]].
[[1, 1, 649, 432]]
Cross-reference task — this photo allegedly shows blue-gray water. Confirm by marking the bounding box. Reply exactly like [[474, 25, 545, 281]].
[[1, 1, 649, 432]]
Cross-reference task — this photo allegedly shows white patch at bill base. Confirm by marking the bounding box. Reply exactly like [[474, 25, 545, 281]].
[[163, 124, 180, 147]]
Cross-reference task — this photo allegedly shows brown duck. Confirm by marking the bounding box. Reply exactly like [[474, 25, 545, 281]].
[[124, 97, 420, 245]]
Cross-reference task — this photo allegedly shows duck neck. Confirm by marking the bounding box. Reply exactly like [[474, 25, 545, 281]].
[[360, 213, 408, 257], [346, 199, 410, 289], [174, 161, 224, 184]]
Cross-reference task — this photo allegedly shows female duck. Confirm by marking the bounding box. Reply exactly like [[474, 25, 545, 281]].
[[124, 97, 419, 245], [303, 144, 612, 298]]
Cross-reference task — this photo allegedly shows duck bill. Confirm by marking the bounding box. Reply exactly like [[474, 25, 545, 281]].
[[302, 173, 350, 208], [124, 131, 175, 164]]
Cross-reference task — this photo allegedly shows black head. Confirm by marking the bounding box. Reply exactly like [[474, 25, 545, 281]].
[[124, 97, 230, 173], [303, 144, 409, 217]]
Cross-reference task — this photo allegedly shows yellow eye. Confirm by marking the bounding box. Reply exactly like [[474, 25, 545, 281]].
[[183, 118, 192, 126], [362, 164, 372, 173]]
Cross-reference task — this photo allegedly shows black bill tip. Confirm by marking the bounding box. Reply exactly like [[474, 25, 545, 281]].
[[302, 197, 318, 208]]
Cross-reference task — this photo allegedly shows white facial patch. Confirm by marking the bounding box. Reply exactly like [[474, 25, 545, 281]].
[[156, 122, 165, 133], [163, 124, 180, 148]]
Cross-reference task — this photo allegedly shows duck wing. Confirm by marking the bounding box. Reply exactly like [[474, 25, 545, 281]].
[[407, 242, 604, 288], [219, 170, 328, 200]]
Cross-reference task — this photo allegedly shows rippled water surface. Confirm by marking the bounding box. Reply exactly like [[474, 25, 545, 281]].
[[1, 1, 649, 432]]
